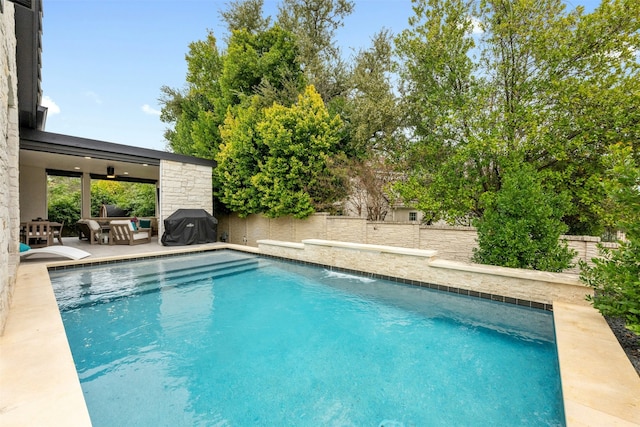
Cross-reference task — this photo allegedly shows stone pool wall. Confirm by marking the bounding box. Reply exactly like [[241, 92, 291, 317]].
[[257, 239, 591, 308]]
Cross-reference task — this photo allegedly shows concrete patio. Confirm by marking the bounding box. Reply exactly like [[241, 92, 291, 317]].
[[19, 235, 187, 261]]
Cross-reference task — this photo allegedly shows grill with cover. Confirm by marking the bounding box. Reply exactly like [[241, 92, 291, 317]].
[[161, 209, 217, 246]]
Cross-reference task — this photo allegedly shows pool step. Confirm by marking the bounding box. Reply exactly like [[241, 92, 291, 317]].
[[134, 257, 261, 283], [139, 258, 263, 287], [158, 260, 266, 288], [58, 258, 268, 310]]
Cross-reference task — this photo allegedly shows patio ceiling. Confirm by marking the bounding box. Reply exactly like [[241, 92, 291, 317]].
[[20, 150, 159, 182]]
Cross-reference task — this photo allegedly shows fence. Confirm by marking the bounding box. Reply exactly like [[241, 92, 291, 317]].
[[217, 213, 615, 273]]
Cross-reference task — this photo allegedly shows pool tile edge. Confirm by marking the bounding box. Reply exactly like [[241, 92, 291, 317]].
[[554, 301, 640, 426], [0, 263, 92, 427]]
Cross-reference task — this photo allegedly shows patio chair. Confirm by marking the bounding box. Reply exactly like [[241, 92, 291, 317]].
[[52, 220, 64, 245], [109, 220, 151, 245], [25, 221, 51, 248], [77, 219, 101, 244]]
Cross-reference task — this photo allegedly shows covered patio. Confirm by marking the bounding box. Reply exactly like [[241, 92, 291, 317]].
[[19, 128, 216, 245], [13, 0, 216, 246]]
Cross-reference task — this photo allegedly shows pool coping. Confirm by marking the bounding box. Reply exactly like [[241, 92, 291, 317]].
[[1, 244, 639, 426]]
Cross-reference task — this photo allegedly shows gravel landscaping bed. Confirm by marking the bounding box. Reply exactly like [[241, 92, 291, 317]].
[[607, 316, 640, 376]]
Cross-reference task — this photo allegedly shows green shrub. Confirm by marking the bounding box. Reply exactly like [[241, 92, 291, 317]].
[[47, 176, 81, 236], [580, 144, 640, 335], [473, 164, 575, 272], [47, 192, 81, 236], [580, 234, 640, 335]]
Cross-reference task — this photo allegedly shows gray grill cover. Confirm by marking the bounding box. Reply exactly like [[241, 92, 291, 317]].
[[161, 209, 217, 246]]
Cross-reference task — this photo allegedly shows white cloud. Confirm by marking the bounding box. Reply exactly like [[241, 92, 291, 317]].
[[470, 16, 484, 34], [459, 16, 484, 35], [84, 91, 102, 104], [41, 95, 60, 115], [142, 104, 161, 116], [605, 42, 638, 60]]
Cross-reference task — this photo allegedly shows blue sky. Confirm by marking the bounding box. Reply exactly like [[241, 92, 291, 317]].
[[41, 0, 600, 152]]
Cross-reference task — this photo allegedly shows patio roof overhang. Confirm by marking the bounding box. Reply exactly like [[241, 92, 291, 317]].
[[20, 128, 216, 182]]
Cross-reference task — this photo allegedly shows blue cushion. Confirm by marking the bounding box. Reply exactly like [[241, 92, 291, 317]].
[[19, 242, 31, 252], [139, 219, 151, 229], [131, 221, 138, 231]]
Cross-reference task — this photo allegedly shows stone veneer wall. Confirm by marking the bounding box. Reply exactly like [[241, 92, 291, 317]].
[[221, 213, 611, 273], [158, 160, 213, 243], [0, 2, 20, 334], [257, 239, 590, 307]]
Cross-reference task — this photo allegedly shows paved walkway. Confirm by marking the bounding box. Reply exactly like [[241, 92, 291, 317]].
[[19, 236, 228, 262]]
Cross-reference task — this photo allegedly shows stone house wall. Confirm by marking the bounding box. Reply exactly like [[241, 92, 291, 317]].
[[1, 2, 20, 334], [158, 160, 213, 242]]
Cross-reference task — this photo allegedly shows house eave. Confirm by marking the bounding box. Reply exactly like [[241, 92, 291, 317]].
[[20, 128, 217, 168]]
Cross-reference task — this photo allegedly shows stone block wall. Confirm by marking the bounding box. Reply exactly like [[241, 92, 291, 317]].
[[419, 226, 478, 262], [257, 239, 590, 307], [1, 2, 20, 334], [326, 216, 366, 243], [365, 221, 420, 248], [159, 160, 213, 242], [246, 214, 270, 245], [220, 213, 612, 273]]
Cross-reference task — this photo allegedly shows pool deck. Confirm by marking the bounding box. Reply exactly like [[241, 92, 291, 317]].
[[1, 238, 639, 426]]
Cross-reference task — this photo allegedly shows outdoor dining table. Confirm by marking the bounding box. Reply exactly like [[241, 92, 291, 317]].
[[20, 220, 63, 247]]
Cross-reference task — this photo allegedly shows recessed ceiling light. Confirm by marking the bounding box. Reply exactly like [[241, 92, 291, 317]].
[[84, 156, 91, 159], [142, 163, 148, 167], [123, 172, 129, 175], [74, 167, 81, 170]]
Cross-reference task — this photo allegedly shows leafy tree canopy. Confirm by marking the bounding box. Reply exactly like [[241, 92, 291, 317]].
[[276, 0, 354, 104], [220, 0, 271, 35], [216, 85, 347, 218], [160, 25, 305, 160], [395, 0, 640, 235]]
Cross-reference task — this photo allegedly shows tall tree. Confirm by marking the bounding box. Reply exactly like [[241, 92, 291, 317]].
[[216, 85, 347, 218], [340, 30, 405, 219], [395, 0, 479, 222], [277, 0, 354, 104], [220, 26, 305, 109], [219, 0, 271, 34], [346, 29, 404, 159], [160, 25, 304, 159], [395, 0, 640, 233], [159, 31, 225, 158]]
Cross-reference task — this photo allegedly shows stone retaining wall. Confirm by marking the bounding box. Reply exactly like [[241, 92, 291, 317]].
[[220, 213, 611, 273], [257, 239, 590, 307]]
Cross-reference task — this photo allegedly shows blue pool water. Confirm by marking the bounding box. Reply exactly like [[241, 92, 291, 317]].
[[50, 250, 564, 426]]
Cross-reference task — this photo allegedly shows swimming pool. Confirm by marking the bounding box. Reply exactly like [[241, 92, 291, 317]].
[[50, 250, 564, 426]]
